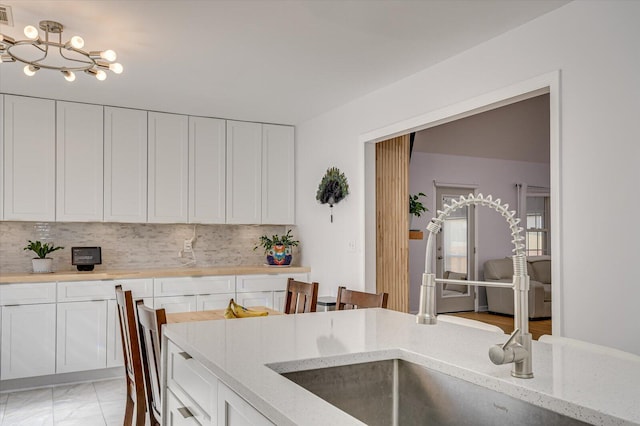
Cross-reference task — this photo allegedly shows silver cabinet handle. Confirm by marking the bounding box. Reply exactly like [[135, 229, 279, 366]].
[[177, 407, 194, 418], [178, 351, 192, 360]]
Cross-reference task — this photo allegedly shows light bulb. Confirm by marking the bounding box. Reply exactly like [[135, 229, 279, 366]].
[[109, 63, 123, 74], [62, 70, 76, 82], [24, 25, 39, 40], [24, 64, 38, 76], [95, 69, 107, 81], [70, 36, 84, 49], [101, 50, 116, 62]]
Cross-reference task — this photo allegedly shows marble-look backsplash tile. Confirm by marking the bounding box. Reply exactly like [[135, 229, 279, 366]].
[[0, 222, 294, 273]]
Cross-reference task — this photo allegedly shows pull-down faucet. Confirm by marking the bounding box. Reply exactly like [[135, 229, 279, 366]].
[[416, 193, 533, 379]]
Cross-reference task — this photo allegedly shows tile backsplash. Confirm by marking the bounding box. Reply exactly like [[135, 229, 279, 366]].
[[0, 222, 294, 273]]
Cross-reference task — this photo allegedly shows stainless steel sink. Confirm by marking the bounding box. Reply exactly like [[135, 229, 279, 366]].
[[281, 359, 588, 426]]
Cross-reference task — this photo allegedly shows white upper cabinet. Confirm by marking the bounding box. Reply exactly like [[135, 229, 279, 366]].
[[189, 116, 226, 224], [104, 107, 148, 222], [148, 112, 189, 223], [56, 101, 104, 222], [226, 120, 262, 224], [262, 124, 295, 224], [3, 95, 56, 221]]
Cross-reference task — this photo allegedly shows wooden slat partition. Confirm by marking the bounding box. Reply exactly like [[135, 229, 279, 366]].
[[375, 135, 409, 312]]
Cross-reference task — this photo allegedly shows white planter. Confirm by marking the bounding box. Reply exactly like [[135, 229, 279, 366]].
[[32, 258, 53, 273]]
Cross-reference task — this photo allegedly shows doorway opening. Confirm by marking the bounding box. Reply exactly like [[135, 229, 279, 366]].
[[365, 71, 561, 336]]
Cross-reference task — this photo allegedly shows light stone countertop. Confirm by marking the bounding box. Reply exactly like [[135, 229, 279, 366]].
[[0, 265, 311, 284], [164, 308, 640, 426]]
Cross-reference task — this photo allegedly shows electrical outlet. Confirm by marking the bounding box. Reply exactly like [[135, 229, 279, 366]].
[[183, 239, 193, 252]]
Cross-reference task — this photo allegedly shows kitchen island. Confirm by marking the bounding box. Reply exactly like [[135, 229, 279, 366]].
[[163, 308, 640, 425]]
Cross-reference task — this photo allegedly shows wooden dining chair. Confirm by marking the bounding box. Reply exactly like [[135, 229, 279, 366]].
[[115, 285, 146, 425], [336, 286, 388, 310], [136, 300, 167, 426], [284, 278, 319, 313]]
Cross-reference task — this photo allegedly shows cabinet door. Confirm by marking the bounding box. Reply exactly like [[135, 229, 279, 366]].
[[1, 304, 56, 379], [166, 389, 202, 426], [218, 381, 274, 426], [106, 298, 153, 368], [57, 301, 108, 373], [189, 116, 226, 224], [273, 291, 287, 313], [197, 293, 234, 311], [56, 101, 104, 221], [155, 296, 197, 314], [226, 120, 262, 224], [262, 124, 294, 225], [3, 95, 56, 221], [148, 112, 189, 223], [235, 292, 274, 310], [104, 107, 148, 222]]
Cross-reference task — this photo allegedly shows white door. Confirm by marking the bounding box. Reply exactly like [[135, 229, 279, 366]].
[[56, 101, 104, 221], [236, 292, 274, 310], [189, 116, 226, 224], [261, 124, 294, 224], [217, 381, 273, 426], [104, 107, 148, 222], [198, 293, 234, 311], [435, 186, 476, 313], [57, 301, 108, 373], [148, 112, 189, 223], [226, 120, 262, 224], [154, 296, 197, 313], [3, 95, 56, 221], [1, 304, 56, 379]]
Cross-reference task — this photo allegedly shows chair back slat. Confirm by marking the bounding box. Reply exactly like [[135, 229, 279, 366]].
[[284, 278, 319, 313], [114, 285, 146, 425], [137, 300, 166, 426], [336, 286, 388, 310]]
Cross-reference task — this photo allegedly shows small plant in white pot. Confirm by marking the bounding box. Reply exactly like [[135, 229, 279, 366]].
[[254, 230, 299, 266], [23, 240, 64, 273], [409, 192, 428, 230]]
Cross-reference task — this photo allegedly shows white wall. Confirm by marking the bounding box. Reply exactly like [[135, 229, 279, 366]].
[[407, 152, 550, 313], [295, 1, 640, 354]]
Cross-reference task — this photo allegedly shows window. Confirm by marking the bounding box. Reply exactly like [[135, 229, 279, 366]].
[[525, 196, 549, 256]]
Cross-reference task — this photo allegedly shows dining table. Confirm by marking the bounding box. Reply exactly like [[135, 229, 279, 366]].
[[166, 306, 283, 323]]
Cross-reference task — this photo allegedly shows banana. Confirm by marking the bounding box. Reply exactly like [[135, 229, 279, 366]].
[[224, 299, 269, 319]]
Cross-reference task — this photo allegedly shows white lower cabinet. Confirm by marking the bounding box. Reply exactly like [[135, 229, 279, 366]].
[[198, 293, 234, 311], [218, 381, 274, 426], [166, 340, 273, 426], [1, 303, 56, 380], [106, 296, 154, 368], [155, 296, 198, 313], [56, 300, 108, 373], [236, 273, 309, 312]]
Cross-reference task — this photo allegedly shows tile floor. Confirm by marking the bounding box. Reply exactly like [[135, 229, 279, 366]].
[[0, 378, 126, 426]]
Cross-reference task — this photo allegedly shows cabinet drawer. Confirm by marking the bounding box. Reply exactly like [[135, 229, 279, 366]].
[[113, 278, 154, 298], [154, 276, 235, 297], [167, 340, 216, 423], [0, 282, 57, 305], [236, 273, 308, 292], [167, 389, 202, 426], [57, 280, 115, 302]]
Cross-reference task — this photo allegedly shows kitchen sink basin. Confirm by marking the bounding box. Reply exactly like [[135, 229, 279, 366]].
[[280, 359, 587, 426]]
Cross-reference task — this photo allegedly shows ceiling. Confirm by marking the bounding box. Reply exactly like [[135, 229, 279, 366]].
[[413, 93, 550, 163], [0, 0, 569, 125]]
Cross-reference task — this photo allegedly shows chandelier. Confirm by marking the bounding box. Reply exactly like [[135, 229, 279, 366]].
[[0, 20, 123, 82]]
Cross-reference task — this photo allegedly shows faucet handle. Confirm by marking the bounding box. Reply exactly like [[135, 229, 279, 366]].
[[502, 328, 520, 350]]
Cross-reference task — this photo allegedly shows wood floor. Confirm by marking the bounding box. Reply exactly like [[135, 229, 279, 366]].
[[450, 311, 551, 340]]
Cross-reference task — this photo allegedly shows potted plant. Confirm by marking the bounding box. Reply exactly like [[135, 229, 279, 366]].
[[23, 240, 64, 273], [409, 192, 428, 230], [254, 229, 299, 266]]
